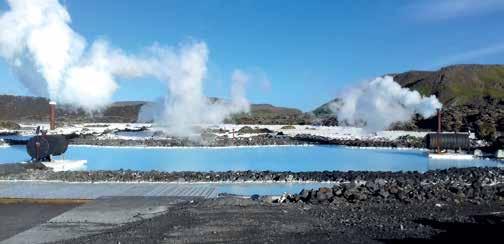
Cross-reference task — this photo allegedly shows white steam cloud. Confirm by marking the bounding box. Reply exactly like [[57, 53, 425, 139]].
[[331, 76, 442, 131], [155, 68, 250, 136], [139, 69, 250, 135], [0, 0, 249, 132]]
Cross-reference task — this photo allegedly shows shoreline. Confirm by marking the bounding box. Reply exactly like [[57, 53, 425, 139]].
[[0, 178, 339, 184], [68, 143, 316, 149], [2, 165, 503, 183], [2, 138, 427, 150], [1, 124, 429, 149]]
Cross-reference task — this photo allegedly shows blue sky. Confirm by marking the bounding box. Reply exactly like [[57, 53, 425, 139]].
[[1, 0, 504, 111]]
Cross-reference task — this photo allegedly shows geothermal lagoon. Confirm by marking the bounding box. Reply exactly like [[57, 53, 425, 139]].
[[0, 144, 499, 172], [2, 143, 501, 196]]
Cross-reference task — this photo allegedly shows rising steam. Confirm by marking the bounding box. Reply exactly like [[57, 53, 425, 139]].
[[138, 69, 250, 135], [0, 0, 249, 132], [331, 76, 442, 131]]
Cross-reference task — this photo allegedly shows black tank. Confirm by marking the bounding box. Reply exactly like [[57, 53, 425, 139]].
[[26, 135, 69, 161], [26, 136, 50, 161], [425, 133, 470, 150]]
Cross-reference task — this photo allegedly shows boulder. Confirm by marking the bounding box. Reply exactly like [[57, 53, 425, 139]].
[[475, 120, 497, 141], [299, 189, 310, 200], [496, 150, 504, 159], [280, 125, 296, 130], [238, 126, 274, 134], [492, 136, 504, 149], [0, 121, 21, 130], [316, 190, 328, 203], [286, 174, 294, 181]]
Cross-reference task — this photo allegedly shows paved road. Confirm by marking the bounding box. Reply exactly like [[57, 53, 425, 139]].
[[0, 181, 218, 199], [0, 181, 217, 243], [1, 197, 198, 244], [0, 202, 81, 242]]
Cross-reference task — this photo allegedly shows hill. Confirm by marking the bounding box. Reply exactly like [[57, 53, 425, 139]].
[[393, 64, 504, 106], [397, 64, 504, 140], [0, 95, 146, 124], [314, 64, 504, 140], [0, 95, 311, 125], [226, 104, 312, 125]]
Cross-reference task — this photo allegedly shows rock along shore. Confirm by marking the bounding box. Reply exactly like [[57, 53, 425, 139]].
[[2, 166, 503, 206], [65, 133, 425, 148]]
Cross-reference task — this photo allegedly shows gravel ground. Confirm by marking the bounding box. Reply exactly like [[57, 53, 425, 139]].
[[57, 197, 504, 243], [1, 165, 504, 243]]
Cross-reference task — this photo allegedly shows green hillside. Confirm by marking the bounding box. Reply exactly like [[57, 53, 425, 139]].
[[313, 64, 504, 140]]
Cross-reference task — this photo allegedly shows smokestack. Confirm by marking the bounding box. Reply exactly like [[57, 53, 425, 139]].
[[436, 108, 442, 153], [49, 101, 56, 130]]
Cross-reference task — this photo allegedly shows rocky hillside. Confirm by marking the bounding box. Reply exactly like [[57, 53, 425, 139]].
[[394, 64, 504, 107], [0, 94, 311, 125], [0, 95, 145, 124], [394, 64, 504, 140], [226, 104, 312, 125], [311, 98, 341, 126], [314, 64, 504, 140]]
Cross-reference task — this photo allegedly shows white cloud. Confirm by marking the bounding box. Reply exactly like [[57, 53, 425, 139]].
[[0, 0, 250, 135], [433, 43, 504, 67], [235, 68, 272, 93], [408, 0, 504, 20]]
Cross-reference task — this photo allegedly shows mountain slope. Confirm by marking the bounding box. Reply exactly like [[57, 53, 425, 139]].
[[313, 64, 504, 139], [0, 95, 311, 125], [0, 95, 146, 123], [227, 104, 312, 125], [393, 64, 504, 106], [394, 64, 504, 139]]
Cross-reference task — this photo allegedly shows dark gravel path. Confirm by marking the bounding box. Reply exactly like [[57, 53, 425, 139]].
[[57, 197, 504, 243]]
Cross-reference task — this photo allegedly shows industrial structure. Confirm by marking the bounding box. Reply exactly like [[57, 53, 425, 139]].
[[26, 127, 68, 162], [49, 101, 56, 130], [425, 133, 470, 151], [425, 109, 472, 159], [25, 101, 69, 162]]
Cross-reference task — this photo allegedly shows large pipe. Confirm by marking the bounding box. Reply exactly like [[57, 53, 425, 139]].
[[49, 101, 56, 130], [437, 108, 442, 133]]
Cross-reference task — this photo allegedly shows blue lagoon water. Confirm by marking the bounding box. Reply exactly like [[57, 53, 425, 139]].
[[0, 145, 501, 172]]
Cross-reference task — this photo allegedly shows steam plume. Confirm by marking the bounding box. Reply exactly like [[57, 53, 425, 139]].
[[331, 76, 442, 131], [0, 0, 249, 131], [139, 69, 250, 135]]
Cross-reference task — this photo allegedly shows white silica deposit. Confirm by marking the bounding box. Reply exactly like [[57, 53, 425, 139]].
[[42, 160, 87, 172]]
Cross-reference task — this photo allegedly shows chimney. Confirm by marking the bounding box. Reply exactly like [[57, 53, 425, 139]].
[[49, 101, 56, 130], [436, 108, 442, 153]]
